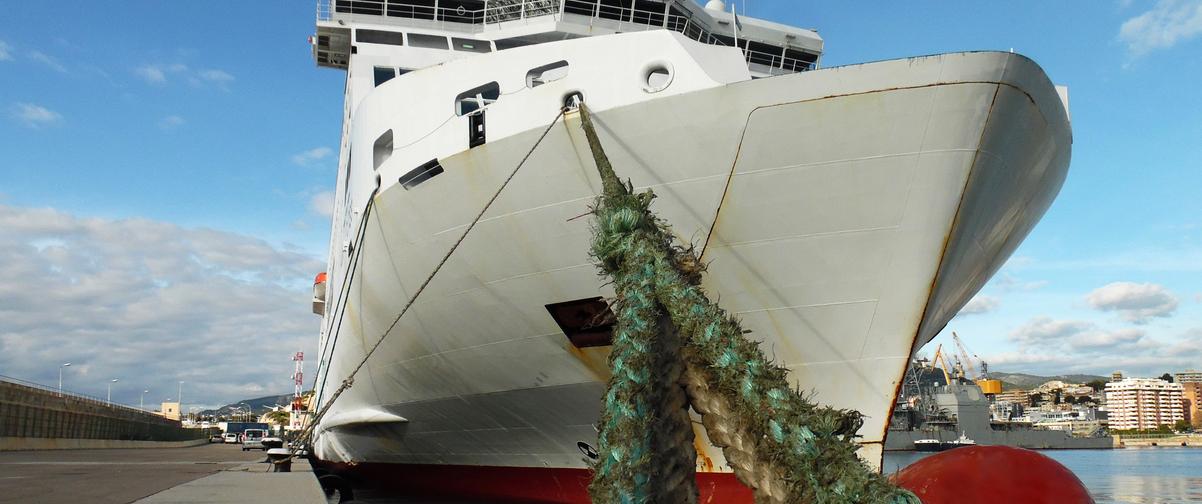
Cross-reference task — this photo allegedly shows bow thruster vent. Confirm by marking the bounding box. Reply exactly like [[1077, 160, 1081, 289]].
[[545, 297, 617, 348]]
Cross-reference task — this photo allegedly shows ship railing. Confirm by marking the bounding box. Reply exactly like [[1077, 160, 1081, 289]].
[[558, 0, 814, 72], [319, 0, 560, 26], [317, 0, 815, 72], [742, 47, 813, 73], [0, 373, 162, 418]]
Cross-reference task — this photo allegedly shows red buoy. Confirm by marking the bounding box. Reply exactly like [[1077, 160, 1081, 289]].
[[891, 446, 1093, 504]]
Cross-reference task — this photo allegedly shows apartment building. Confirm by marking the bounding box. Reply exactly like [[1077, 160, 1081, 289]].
[[1174, 370, 1202, 384], [993, 389, 1031, 407], [1182, 381, 1202, 429], [1104, 378, 1183, 431]]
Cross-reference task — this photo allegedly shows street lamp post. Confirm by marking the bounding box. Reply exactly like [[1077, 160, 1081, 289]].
[[178, 381, 184, 417], [238, 402, 253, 422], [140, 389, 149, 411], [58, 363, 71, 396], [106, 379, 119, 406]]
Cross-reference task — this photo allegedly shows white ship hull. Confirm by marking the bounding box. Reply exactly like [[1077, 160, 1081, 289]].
[[310, 31, 1070, 501]]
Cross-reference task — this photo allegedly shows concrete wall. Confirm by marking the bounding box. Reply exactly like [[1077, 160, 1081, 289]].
[[0, 380, 207, 449]]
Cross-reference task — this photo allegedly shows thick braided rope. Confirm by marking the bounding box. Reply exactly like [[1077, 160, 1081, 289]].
[[587, 258, 669, 503], [587, 167, 700, 502], [579, 104, 920, 504], [651, 315, 702, 504]]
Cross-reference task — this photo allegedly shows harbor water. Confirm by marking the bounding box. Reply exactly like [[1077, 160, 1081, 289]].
[[884, 448, 1202, 504]]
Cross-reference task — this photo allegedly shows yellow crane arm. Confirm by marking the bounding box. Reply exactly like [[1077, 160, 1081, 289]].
[[931, 344, 953, 386], [951, 332, 1003, 394]]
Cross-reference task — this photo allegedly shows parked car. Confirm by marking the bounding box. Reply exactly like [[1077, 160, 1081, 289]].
[[209, 432, 224, 443], [241, 429, 267, 451], [223, 433, 239, 444]]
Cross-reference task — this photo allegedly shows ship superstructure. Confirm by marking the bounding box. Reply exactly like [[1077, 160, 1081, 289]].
[[313, 0, 822, 73], [307, 1, 1073, 500]]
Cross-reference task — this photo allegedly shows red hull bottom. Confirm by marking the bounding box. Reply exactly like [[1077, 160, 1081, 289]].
[[311, 460, 754, 503], [312, 447, 1096, 503]]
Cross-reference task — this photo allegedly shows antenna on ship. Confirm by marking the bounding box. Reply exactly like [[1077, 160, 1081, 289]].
[[731, 2, 741, 54], [291, 352, 304, 408]]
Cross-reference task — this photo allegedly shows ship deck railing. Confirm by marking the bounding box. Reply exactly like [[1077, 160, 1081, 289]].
[[317, 0, 817, 72]]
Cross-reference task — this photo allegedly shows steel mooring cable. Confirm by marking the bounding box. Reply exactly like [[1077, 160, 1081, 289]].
[[295, 108, 568, 454]]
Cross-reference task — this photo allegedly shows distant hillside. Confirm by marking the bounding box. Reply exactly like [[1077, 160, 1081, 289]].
[[199, 393, 292, 416], [988, 372, 1108, 390]]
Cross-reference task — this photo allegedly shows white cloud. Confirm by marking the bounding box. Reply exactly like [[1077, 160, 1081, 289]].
[[0, 40, 13, 61], [1168, 328, 1202, 353], [1009, 316, 1148, 350], [137, 64, 234, 90], [10, 102, 62, 128], [1008, 317, 1091, 345], [135, 65, 169, 84], [292, 147, 333, 166], [158, 115, 185, 130], [984, 351, 1068, 369], [958, 295, 1000, 316], [1119, 0, 1202, 56], [995, 273, 1049, 292], [985, 350, 1185, 378], [309, 191, 335, 218], [199, 69, 234, 84], [134, 63, 196, 85], [983, 315, 1200, 377], [28, 50, 67, 73], [1069, 327, 1145, 351], [0, 203, 322, 408], [1086, 282, 1178, 323]]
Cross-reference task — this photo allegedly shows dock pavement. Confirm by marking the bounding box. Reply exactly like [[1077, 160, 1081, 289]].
[[0, 442, 326, 504]]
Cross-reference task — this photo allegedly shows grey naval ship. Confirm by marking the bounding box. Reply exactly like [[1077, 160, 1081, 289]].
[[886, 357, 1113, 451]]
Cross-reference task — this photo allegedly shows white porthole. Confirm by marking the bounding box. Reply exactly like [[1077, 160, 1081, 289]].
[[642, 62, 674, 93]]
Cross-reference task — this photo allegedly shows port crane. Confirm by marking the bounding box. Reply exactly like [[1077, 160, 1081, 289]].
[[951, 332, 978, 379], [950, 332, 1002, 394], [930, 344, 955, 386]]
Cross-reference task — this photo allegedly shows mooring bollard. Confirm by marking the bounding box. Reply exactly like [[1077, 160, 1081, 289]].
[[267, 448, 293, 472]]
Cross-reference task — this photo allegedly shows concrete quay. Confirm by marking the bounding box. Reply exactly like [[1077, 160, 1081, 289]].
[[1115, 433, 1202, 448], [0, 437, 209, 451], [0, 442, 326, 504]]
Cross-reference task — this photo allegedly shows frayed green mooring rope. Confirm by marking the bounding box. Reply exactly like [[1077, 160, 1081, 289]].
[[579, 104, 920, 504]]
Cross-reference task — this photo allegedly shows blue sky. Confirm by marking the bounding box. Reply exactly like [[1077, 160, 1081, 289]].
[[1, 1, 1200, 407], [777, 0, 1202, 379]]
